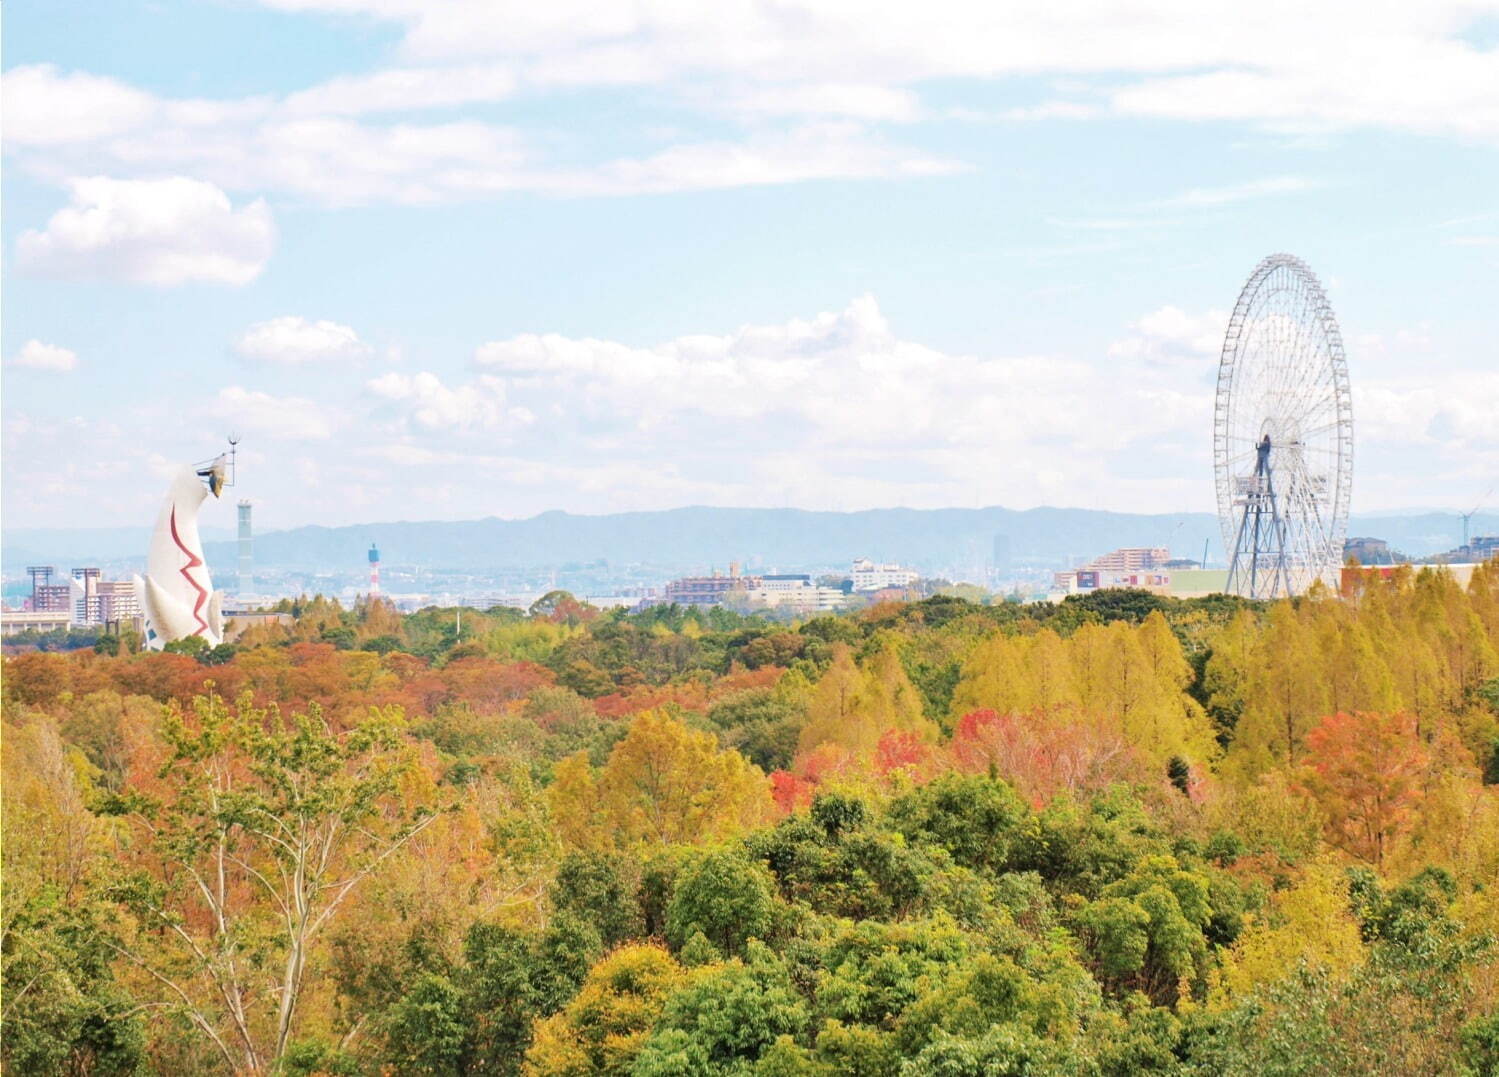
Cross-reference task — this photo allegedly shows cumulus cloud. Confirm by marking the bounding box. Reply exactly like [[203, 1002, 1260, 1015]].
[[8, 339, 79, 372], [0, 65, 157, 146], [366, 370, 528, 432], [211, 386, 335, 440], [16, 176, 275, 286], [467, 295, 1206, 508], [6, 295, 1494, 524], [234, 316, 372, 364], [1109, 307, 1228, 366]]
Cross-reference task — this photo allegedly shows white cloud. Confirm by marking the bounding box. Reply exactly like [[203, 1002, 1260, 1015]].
[[6, 295, 1494, 524], [5, 4, 1494, 214], [1109, 306, 1228, 366], [0, 65, 156, 146], [8, 340, 79, 372], [545, 122, 960, 196], [211, 386, 336, 440], [2, 66, 951, 205], [726, 84, 922, 123], [366, 370, 521, 432], [234, 316, 372, 364], [1109, 38, 1499, 140], [470, 295, 1196, 475], [16, 177, 275, 286], [1162, 175, 1320, 207], [248, 0, 1499, 141], [282, 64, 517, 116]]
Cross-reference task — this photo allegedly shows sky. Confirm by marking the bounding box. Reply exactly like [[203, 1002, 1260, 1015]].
[[3, 0, 1497, 533]]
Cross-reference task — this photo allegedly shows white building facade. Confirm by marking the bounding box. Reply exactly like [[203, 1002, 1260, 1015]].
[[851, 558, 918, 593]]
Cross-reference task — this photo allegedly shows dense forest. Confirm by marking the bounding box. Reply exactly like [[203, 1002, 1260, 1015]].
[[4, 565, 1499, 1075]]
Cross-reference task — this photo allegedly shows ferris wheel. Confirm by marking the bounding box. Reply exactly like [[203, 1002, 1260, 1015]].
[[1214, 254, 1353, 599]]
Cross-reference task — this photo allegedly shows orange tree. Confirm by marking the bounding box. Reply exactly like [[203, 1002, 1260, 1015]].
[[1299, 710, 1429, 868], [97, 692, 442, 1074]]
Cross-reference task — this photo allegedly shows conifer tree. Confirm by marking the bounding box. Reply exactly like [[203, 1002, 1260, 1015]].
[[947, 632, 1031, 722], [1230, 601, 1329, 774]]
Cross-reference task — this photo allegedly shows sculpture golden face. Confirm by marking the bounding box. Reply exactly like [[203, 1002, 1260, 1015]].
[[197, 455, 228, 497]]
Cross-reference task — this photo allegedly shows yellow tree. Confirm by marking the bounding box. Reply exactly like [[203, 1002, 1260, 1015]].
[[589, 710, 772, 847], [1201, 608, 1256, 740], [525, 945, 682, 1075], [1068, 623, 1114, 715], [1210, 861, 1366, 1007], [1311, 603, 1399, 717], [1029, 628, 1080, 711], [1133, 612, 1219, 766], [801, 640, 936, 755], [798, 645, 868, 753], [354, 595, 406, 644], [859, 638, 934, 740], [948, 632, 1032, 721], [547, 751, 608, 852], [1467, 559, 1499, 639], [1229, 601, 1329, 774], [1068, 620, 1212, 769]]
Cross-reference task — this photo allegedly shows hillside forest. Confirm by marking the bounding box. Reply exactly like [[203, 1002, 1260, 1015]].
[[4, 564, 1499, 1075]]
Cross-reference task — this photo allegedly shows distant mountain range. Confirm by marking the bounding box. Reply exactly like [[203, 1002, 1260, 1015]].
[[5, 507, 1493, 578]]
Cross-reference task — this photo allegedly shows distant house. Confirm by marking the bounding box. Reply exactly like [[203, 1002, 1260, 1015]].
[[1343, 536, 1392, 565]]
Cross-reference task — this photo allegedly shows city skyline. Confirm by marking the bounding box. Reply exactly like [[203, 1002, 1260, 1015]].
[[4, 1, 1497, 532]]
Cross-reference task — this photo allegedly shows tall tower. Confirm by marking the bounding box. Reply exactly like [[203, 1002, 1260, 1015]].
[[27, 566, 53, 609], [237, 500, 253, 596], [368, 542, 380, 596]]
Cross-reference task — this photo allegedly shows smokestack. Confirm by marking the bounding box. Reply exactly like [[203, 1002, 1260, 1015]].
[[237, 500, 253, 596], [368, 542, 381, 596]]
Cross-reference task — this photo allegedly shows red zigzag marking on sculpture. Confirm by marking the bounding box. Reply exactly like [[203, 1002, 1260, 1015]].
[[169, 507, 211, 635]]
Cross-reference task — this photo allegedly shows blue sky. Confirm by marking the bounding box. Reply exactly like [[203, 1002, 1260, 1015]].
[[3, 0, 1497, 532]]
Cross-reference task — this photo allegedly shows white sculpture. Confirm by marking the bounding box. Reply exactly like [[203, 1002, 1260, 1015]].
[[133, 457, 227, 650]]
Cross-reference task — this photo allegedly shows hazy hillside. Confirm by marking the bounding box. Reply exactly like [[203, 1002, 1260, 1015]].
[[6, 506, 1493, 576]]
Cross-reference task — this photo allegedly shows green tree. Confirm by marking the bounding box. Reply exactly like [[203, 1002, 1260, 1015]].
[[665, 849, 778, 955], [887, 773, 1027, 875], [634, 943, 810, 1074]]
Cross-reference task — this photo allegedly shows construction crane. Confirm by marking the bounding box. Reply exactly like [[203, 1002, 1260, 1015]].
[[1461, 486, 1494, 549]]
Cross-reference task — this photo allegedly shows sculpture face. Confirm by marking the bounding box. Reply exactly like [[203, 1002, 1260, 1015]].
[[134, 461, 226, 649]]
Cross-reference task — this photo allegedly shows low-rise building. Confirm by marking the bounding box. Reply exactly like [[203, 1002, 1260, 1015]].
[[1344, 536, 1393, 565], [778, 587, 849, 614], [851, 558, 918, 593], [1083, 547, 1170, 573], [1, 609, 76, 636], [662, 564, 763, 607], [753, 574, 847, 613]]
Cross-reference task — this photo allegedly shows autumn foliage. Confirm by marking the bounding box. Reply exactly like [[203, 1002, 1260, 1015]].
[[4, 564, 1499, 1075]]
